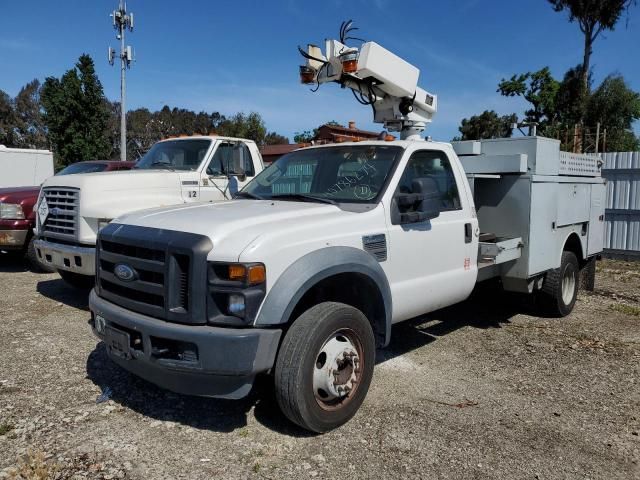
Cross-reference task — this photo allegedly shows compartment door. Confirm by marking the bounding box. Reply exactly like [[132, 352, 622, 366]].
[[587, 183, 606, 255]]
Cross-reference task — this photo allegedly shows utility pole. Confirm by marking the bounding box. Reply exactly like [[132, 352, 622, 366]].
[[108, 1, 134, 161]]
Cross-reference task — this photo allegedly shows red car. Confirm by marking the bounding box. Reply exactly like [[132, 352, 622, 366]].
[[0, 160, 135, 271]]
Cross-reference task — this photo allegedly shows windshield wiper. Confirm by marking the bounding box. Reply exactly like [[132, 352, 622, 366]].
[[271, 193, 337, 205], [233, 191, 264, 200]]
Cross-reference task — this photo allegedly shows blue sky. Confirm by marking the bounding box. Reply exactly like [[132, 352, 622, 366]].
[[2, 0, 639, 141]]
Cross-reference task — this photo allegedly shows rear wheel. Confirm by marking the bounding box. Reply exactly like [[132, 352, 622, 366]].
[[24, 236, 54, 273], [58, 269, 94, 290], [540, 251, 579, 317], [274, 302, 375, 433]]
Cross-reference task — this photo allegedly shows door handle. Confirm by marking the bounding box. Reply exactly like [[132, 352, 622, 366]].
[[464, 223, 472, 244]]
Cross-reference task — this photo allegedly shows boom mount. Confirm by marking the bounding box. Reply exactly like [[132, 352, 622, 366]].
[[299, 21, 437, 141]]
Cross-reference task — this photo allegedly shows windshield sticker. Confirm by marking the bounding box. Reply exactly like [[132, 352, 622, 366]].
[[353, 185, 373, 200], [326, 160, 377, 196]]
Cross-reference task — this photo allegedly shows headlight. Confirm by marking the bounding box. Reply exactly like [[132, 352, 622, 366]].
[[228, 294, 246, 317], [98, 219, 113, 231], [207, 262, 266, 325], [0, 203, 25, 219]]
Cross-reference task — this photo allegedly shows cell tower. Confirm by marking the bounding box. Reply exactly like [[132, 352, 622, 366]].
[[108, 1, 134, 161]]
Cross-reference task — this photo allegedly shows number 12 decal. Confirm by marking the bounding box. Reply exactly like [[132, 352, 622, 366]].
[[188, 190, 198, 198]]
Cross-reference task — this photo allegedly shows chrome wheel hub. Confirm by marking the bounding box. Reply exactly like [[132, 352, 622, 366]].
[[313, 333, 361, 403]]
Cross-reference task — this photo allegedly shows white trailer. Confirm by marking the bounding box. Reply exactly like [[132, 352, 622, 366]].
[[0, 146, 54, 188]]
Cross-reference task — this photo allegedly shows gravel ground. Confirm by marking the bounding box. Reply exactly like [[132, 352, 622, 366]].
[[0, 256, 638, 479]]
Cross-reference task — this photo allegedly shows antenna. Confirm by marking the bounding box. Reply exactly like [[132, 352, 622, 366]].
[[108, 0, 135, 161]]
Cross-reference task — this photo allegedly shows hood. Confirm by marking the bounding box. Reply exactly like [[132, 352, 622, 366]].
[[41, 169, 187, 220], [0, 186, 41, 203], [42, 169, 180, 191], [114, 199, 355, 260]]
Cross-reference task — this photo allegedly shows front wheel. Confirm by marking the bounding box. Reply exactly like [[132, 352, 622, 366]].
[[58, 269, 94, 290], [539, 251, 579, 317], [274, 302, 376, 433], [24, 236, 55, 273]]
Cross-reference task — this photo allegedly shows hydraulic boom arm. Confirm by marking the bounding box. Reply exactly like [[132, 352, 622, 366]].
[[299, 21, 437, 140]]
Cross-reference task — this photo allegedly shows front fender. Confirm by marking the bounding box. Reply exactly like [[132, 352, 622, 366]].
[[255, 246, 393, 346]]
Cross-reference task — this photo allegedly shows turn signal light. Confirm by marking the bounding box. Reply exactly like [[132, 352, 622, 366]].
[[299, 65, 316, 84], [247, 265, 266, 284], [339, 50, 359, 74], [228, 264, 246, 280], [228, 264, 266, 285]]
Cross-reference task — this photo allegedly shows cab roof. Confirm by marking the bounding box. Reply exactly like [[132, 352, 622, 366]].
[[158, 135, 257, 144]]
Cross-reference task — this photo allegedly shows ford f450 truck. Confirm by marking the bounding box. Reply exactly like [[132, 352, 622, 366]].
[[89, 136, 605, 432], [34, 136, 263, 288]]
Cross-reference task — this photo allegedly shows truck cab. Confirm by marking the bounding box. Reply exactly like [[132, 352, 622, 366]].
[[89, 140, 480, 431], [34, 136, 263, 287]]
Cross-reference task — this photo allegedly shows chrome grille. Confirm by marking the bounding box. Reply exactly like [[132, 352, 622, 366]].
[[41, 187, 79, 241]]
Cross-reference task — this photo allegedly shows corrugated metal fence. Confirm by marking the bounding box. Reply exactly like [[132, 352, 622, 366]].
[[601, 152, 640, 258]]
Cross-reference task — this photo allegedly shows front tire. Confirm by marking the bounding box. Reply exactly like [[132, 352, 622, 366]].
[[540, 251, 579, 317], [24, 236, 54, 273], [274, 302, 376, 433], [58, 269, 94, 290]]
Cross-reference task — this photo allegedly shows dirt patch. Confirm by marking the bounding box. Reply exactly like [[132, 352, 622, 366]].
[[0, 258, 639, 479]]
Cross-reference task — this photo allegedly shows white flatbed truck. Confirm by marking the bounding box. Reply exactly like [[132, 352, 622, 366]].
[[34, 136, 264, 288], [87, 25, 605, 432]]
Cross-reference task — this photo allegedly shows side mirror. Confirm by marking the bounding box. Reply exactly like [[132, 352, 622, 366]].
[[393, 177, 441, 224]]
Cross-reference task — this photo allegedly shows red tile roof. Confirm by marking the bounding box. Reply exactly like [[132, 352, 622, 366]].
[[260, 144, 305, 156]]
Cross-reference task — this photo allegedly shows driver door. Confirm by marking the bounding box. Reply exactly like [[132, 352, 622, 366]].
[[199, 141, 256, 201], [384, 149, 474, 322]]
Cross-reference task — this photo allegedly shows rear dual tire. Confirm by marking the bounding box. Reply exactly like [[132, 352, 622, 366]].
[[274, 302, 376, 433], [540, 251, 579, 317]]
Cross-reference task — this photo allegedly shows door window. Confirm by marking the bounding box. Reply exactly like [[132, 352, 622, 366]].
[[207, 142, 255, 177], [397, 150, 461, 211]]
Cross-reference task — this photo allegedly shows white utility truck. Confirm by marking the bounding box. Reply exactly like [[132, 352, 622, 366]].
[[0, 145, 54, 188], [88, 25, 605, 433], [34, 136, 263, 288]]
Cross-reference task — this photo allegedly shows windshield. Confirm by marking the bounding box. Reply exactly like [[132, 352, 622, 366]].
[[135, 139, 211, 171], [57, 162, 108, 175], [241, 145, 403, 203]]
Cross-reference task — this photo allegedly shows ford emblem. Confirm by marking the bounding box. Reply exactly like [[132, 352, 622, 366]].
[[114, 263, 137, 282]]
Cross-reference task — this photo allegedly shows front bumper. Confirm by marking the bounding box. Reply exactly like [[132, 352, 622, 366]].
[[34, 239, 95, 275], [89, 290, 282, 399]]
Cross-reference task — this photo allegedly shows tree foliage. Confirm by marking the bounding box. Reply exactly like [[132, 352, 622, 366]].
[[0, 81, 48, 149], [293, 130, 316, 143], [0, 90, 18, 146], [454, 110, 517, 141], [463, 65, 640, 151], [216, 112, 267, 145], [498, 68, 560, 127], [586, 74, 640, 150], [121, 105, 225, 159], [264, 132, 289, 145], [40, 54, 111, 166], [548, 0, 636, 112]]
